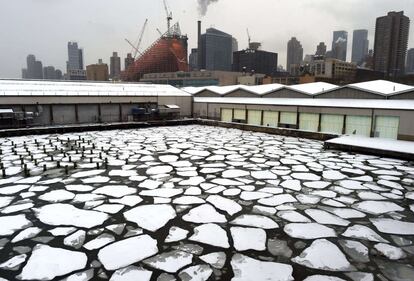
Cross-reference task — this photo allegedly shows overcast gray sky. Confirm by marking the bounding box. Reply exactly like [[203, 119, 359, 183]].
[[0, 0, 413, 78]]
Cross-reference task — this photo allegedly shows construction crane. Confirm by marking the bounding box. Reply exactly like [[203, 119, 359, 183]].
[[163, 0, 173, 34], [246, 28, 251, 48], [125, 18, 148, 59], [156, 28, 163, 37]]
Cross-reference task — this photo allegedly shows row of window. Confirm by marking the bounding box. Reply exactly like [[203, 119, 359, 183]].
[[220, 108, 400, 139]]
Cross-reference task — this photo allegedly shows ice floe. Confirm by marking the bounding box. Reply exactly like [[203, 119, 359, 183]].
[[292, 239, 355, 271], [18, 244, 87, 280], [98, 235, 158, 270], [124, 204, 176, 232]]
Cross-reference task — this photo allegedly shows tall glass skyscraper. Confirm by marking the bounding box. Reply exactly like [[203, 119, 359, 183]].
[[352, 30, 369, 65]]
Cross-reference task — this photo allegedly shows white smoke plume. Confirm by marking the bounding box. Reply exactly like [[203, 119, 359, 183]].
[[198, 0, 219, 16], [335, 37, 347, 44]]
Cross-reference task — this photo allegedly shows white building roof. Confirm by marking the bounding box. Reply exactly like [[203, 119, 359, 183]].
[[183, 83, 287, 96], [184, 80, 414, 98], [346, 80, 414, 96], [0, 79, 191, 97], [326, 135, 414, 155], [194, 97, 414, 110], [287, 82, 339, 95]]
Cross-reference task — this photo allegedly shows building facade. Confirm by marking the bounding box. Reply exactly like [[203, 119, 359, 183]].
[[406, 48, 414, 74], [124, 53, 134, 71], [199, 28, 233, 71], [316, 42, 327, 56], [373, 11, 410, 77], [287, 37, 303, 75], [141, 70, 243, 87], [67, 42, 84, 72], [110, 52, 121, 80], [352, 29, 369, 65], [232, 49, 278, 76], [23, 55, 43, 79], [86, 60, 109, 81], [189, 48, 198, 71], [332, 31, 348, 61]]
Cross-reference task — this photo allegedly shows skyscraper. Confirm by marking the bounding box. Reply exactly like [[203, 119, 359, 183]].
[[199, 28, 233, 71], [332, 31, 348, 61], [374, 11, 410, 77], [315, 42, 327, 56], [287, 37, 303, 74], [110, 52, 121, 80], [124, 53, 134, 71], [232, 49, 278, 76], [189, 48, 198, 71], [67, 42, 84, 71], [24, 54, 43, 79], [352, 30, 369, 65], [407, 48, 414, 74]]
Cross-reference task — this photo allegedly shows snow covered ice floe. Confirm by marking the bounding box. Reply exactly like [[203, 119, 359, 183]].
[[110, 266, 152, 281], [143, 250, 193, 273], [292, 239, 356, 271], [230, 214, 278, 229], [231, 254, 293, 281], [370, 218, 414, 235], [18, 244, 87, 280], [0, 214, 32, 236], [284, 223, 336, 239], [124, 204, 176, 232], [98, 235, 158, 271], [231, 226, 266, 251], [182, 204, 227, 223], [189, 223, 230, 248], [35, 203, 109, 228]]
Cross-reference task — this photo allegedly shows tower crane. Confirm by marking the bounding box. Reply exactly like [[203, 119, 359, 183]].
[[125, 18, 148, 59], [246, 28, 251, 48], [163, 0, 173, 34]]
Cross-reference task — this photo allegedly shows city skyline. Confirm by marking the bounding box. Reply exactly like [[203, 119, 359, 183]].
[[0, 0, 413, 78]]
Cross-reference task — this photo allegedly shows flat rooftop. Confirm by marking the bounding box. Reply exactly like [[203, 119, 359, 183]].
[[0, 125, 413, 280]]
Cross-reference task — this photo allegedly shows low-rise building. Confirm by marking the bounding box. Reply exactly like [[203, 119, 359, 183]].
[[141, 71, 244, 87], [86, 61, 109, 81]]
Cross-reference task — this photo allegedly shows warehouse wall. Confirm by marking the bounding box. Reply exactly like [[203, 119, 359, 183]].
[[389, 91, 414, 100], [263, 89, 309, 98], [316, 88, 382, 99], [193, 101, 414, 140], [193, 90, 220, 97], [225, 90, 258, 97], [78, 104, 99, 123]]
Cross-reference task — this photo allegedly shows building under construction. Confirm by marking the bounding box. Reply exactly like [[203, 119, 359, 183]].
[[122, 23, 189, 82]]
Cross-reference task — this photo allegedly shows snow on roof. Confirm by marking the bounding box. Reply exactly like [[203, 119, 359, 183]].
[[244, 84, 285, 95], [326, 135, 414, 155], [183, 83, 286, 96], [287, 82, 339, 95], [193, 97, 414, 110], [0, 79, 191, 97], [347, 80, 414, 96], [0, 108, 13, 113], [181, 86, 207, 95]]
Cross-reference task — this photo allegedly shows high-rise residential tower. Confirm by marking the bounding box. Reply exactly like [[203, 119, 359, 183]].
[[352, 29, 369, 65], [315, 42, 327, 56], [287, 37, 303, 74], [124, 53, 134, 71], [24, 54, 43, 79], [67, 42, 84, 71], [407, 48, 414, 74], [332, 31, 348, 61], [373, 11, 410, 77], [198, 28, 233, 71], [110, 52, 121, 80]]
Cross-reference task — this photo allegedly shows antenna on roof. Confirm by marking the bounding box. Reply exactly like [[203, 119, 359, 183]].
[[393, 86, 396, 92]]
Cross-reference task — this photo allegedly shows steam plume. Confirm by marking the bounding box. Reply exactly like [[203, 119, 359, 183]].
[[198, 0, 219, 16]]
